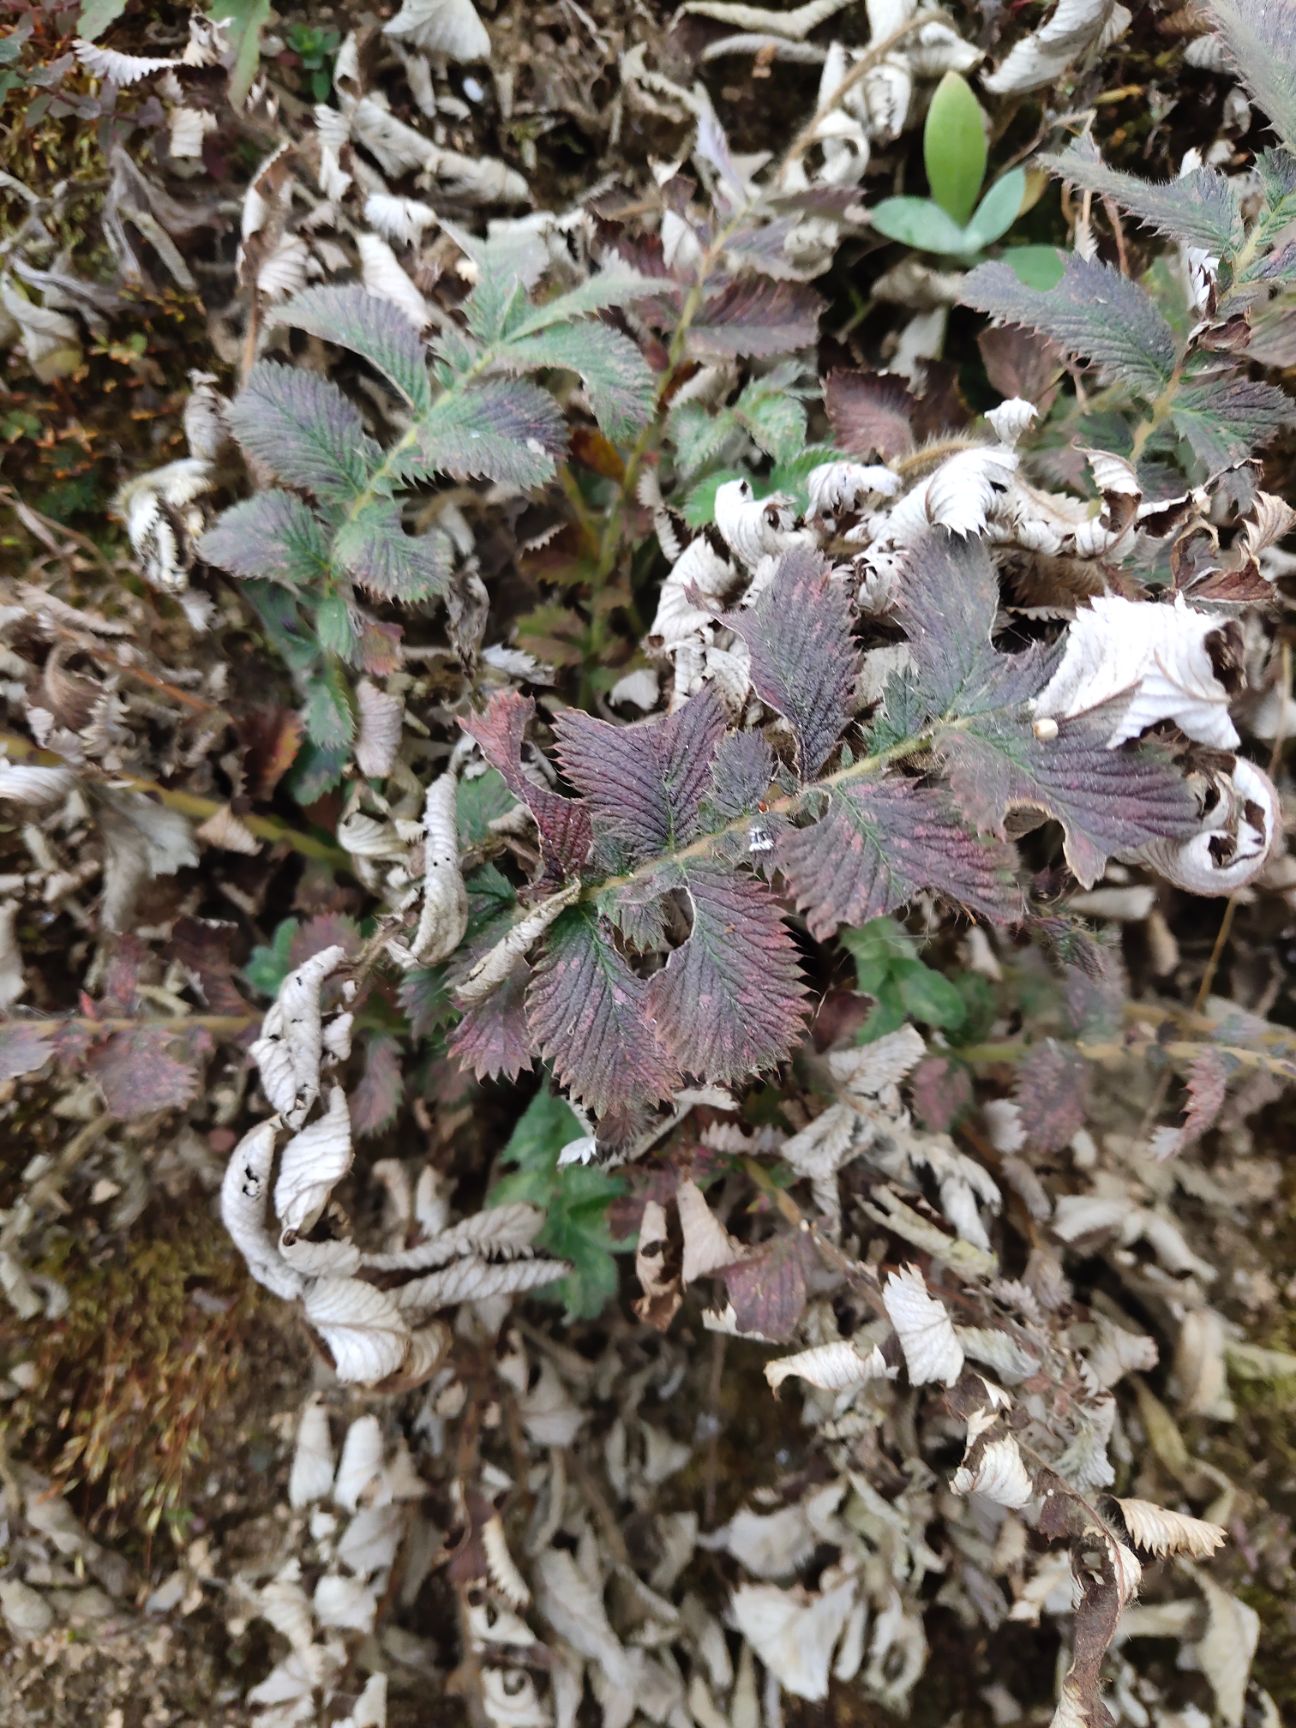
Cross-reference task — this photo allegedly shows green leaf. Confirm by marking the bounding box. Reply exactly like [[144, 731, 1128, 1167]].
[[304, 661, 355, 750], [964, 168, 1027, 251], [1206, 0, 1296, 155], [333, 501, 452, 602], [457, 769, 517, 845], [227, 363, 382, 503], [277, 286, 433, 412], [77, 0, 128, 38], [209, 0, 272, 108], [245, 918, 300, 998], [492, 1088, 628, 1322], [508, 269, 659, 337], [409, 376, 567, 487], [870, 196, 973, 255], [961, 253, 1177, 398], [1170, 372, 1296, 469], [669, 401, 739, 477], [199, 491, 331, 586], [315, 594, 358, 660], [1041, 138, 1244, 256], [896, 962, 967, 1030], [501, 322, 655, 442], [924, 71, 987, 225], [734, 364, 809, 463], [999, 245, 1066, 289]]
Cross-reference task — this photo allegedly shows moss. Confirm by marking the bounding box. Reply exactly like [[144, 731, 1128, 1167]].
[[12, 1205, 263, 1543]]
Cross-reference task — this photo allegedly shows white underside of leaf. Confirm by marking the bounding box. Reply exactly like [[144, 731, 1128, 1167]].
[[882, 1264, 965, 1385], [305, 1278, 410, 1384], [274, 1085, 354, 1235]]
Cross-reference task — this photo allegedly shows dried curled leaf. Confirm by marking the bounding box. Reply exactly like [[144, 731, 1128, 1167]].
[[250, 943, 347, 1128], [882, 1264, 965, 1385], [274, 1085, 354, 1236], [764, 1338, 889, 1396], [221, 1120, 304, 1302], [1114, 1497, 1227, 1560], [304, 1277, 410, 1385]]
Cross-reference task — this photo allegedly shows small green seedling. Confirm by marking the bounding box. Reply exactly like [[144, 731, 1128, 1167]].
[[871, 71, 1026, 260]]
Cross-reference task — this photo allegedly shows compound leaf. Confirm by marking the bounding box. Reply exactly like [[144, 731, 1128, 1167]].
[[461, 692, 592, 880], [1170, 372, 1296, 469]]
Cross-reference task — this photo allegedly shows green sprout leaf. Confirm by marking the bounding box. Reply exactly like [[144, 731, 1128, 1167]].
[[965, 167, 1028, 251], [924, 71, 988, 226], [870, 197, 973, 256]]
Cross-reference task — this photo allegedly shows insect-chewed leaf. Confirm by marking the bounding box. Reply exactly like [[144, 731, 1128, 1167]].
[[647, 863, 807, 1085], [777, 777, 1023, 939], [552, 684, 726, 863], [221, 1120, 305, 1303], [1170, 372, 1296, 469], [276, 285, 433, 411], [708, 730, 776, 820], [1041, 139, 1244, 255], [943, 715, 1201, 889], [961, 253, 1176, 398], [460, 691, 592, 880], [687, 275, 824, 360], [1207, 0, 1296, 154], [304, 1277, 410, 1385], [897, 533, 1201, 887], [87, 1027, 198, 1119], [449, 960, 534, 1081], [199, 491, 330, 586], [333, 501, 452, 602], [823, 367, 918, 459], [411, 375, 567, 486], [501, 321, 654, 442], [526, 907, 680, 1117], [227, 362, 382, 502], [721, 547, 857, 776], [1014, 1038, 1089, 1151]]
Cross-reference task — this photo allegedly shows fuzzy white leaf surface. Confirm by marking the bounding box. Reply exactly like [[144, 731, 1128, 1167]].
[[882, 1264, 965, 1385], [305, 1278, 410, 1385], [951, 1434, 1034, 1508], [1032, 595, 1241, 750], [251, 944, 347, 1128], [384, 0, 491, 61], [221, 1121, 305, 1302], [289, 1396, 336, 1509], [274, 1086, 354, 1236], [730, 1577, 856, 1701], [1115, 1497, 1226, 1561], [765, 1339, 889, 1395]]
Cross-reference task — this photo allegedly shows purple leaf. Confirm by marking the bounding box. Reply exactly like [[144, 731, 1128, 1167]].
[[824, 368, 918, 459], [461, 692, 592, 881], [399, 966, 454, 1039], [687, 276, 824, 360], [449, 961, 534, 1082], [351, 1032, 404, 1138], [777, 777, 1023, 939], [0, 1023, 54, 1083], [410, 376, 568, 487], [709, 731, 775, 820], [87, 1028, 198, 1120], [722, 547, 858, 777], [527, 909, 680, 1117], [721, 1232, 815, 1340], [1014, 1039, 1088, 1152], [173, 917, 254, 1018], [648, 864, 807, 1086], [942, 717, 1201, 890], [552, 685, 726, 864], [911, 1056, 974, 1132]]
